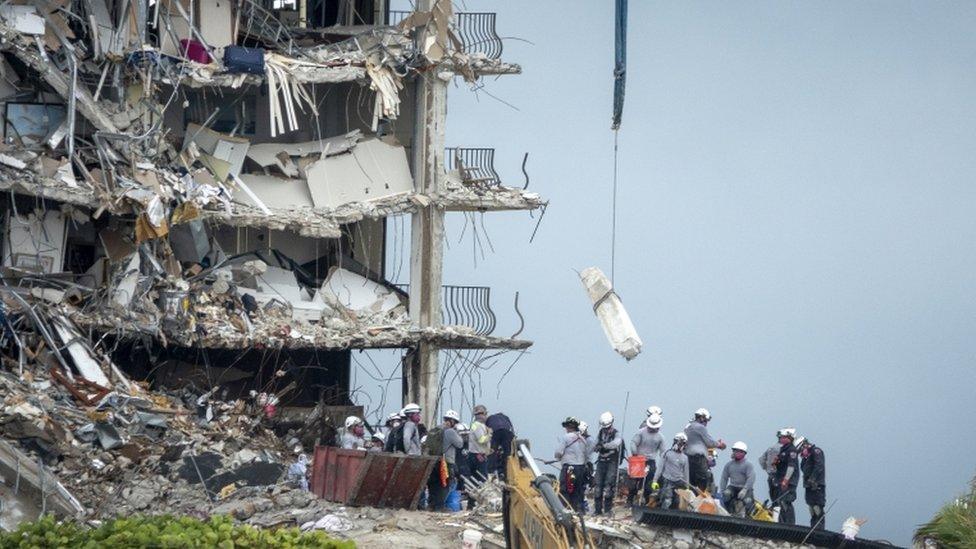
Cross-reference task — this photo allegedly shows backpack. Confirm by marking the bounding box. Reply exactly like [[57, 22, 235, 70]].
[[423, 426, 444, 456], [386, 423, 406, 453]]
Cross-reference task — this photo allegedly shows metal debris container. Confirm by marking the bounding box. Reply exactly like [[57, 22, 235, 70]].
[[311, 446, 439, 510]]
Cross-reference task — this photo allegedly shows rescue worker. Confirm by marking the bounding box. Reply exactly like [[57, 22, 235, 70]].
[[593, 412, 623, 515], [653, 432, 690, 510], [579, 421, 595, 514], [487, 412, 515, 479], [772, 428, 800, 524], [554, 416, 588, 512], [646, 405, 663, 418], [401, 403, 423, 456], [456, 423, 474, 508], [720, 441, 756, 517], [430, 410, 464, 512], [369, 432, 385, 452], [383, 412, 404, 452], [799, 438, 827, 530], [684, 408, 726, 492], [468, 405, 492, 488], [340, 416, 366, 449], [760, 430, 787, 501], [629, 413, 664, 506]]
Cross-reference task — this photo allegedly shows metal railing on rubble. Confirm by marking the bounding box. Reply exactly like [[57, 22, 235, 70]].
[[386, 11, 504, 59], [395, 284, 497, 336], [240, 0, 298, 54], [445, 147, 501, 187]]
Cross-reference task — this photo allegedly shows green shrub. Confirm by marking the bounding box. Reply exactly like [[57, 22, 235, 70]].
[[0, 514, 356, 549], [915, 479, 976, 548]]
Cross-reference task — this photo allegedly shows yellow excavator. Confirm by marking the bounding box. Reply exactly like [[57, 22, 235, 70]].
[[503, 440, 595, 548]]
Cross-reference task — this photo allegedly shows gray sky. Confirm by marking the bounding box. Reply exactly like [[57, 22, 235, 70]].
[[369, 1, 976, 544]]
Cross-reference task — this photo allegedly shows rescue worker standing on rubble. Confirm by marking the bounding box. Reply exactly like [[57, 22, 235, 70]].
[[684, 408, 726, 492], [772, 428, 800, 524], [340, 416, 366, 449], [761, 431, 786, 501], [554, 416, 588, 512], [653, 432, 690, 510], [630, 413, 665, 506], [579, 421, 595, 514], [429, 410, 464, 512], [401, 403, 423, 456], [799, 438, 827, 529], [720, 441, 755, 517], [593, 412, 623, 515], [468, 405, 492, 487]]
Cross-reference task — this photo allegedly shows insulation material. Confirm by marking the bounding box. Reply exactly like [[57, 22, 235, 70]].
[[304, 138, 414, 209], [2, 209, 67, 274], [51, 317, 112, 389], [319, 268, 402, 317], [579, 267, 643, 361]]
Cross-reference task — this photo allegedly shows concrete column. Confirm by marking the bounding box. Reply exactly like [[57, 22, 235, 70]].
[[406, 0, 448, 426]]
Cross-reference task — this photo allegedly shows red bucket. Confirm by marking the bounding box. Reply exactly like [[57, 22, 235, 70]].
[[627, 455, 647, 478]]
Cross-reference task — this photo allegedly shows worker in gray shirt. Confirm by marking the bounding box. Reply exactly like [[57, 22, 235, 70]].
[[554, 416, 588, 512], [629, 413, 665, 506], [401, 403, 423, 456], [684, 408, 726, 492], [760, 431, 785, 501], [720, 441, 756, 517], [653, 432, 690, 510], [340, 416, 366, 449], [429, 410, 464, 511]]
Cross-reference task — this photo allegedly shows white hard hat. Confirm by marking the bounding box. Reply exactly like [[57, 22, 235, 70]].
[[372, 432, 386, 442], [344, 415, 363, 429], [793, 436, 806, 449], [579, 421, 589, 435], [732, 441, 748, 453], [777, 428, 796, 439], [645, 414, 663, 429], [443, 409, 461, 423], [646, 405, 663, 417], [386, 412, 403, 423], [673, 432, 688, 443], [402, 403, 421, 415], [599, 412, 614, 427], [694, 408, 711, 421]]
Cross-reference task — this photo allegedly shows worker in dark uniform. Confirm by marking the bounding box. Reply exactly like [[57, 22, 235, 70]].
[[772, 429, 800, 525], [593, 412, 623, 515], [800, 439, 827, 530]]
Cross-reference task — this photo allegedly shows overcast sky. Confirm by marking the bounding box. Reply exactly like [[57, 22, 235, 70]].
[[367, 1, 976, 543]]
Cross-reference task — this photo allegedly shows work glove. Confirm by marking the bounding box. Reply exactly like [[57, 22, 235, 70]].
[[651, 482, 660, 490], [737, 489, 747, 500]]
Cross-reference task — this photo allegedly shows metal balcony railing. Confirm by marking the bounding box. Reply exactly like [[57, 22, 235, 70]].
[[387, 11, 503, 59], [240, 0, 298, 54], [396, 285, 497, 336], [445, 147, 500, 187]]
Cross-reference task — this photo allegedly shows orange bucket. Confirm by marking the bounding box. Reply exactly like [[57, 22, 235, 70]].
[[627, 455, 647, 478]]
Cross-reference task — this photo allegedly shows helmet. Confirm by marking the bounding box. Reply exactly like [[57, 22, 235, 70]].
[[344, 416, 363, 429], [456, 423, 469, 434], [372, 432, 386, 442], [673, 432, 688, 444], [579, 421, 589, 435], [777, 428, 796, 439], [443, 410, 461, 423], [645, 414, 663, 429], [793, 436, 806, 449], [562, 416, 580, 428], [472, 404, 487, 416], [731, 441, 748, 453], [599, 412, 614, 427], [402, 403, 421, 415], [694, 408, 711, 421], [646, 406, 663, 417], [386, 412, 402, 424]]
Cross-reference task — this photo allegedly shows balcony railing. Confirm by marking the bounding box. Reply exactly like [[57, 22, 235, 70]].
[[396, 285, 497, 336], [387, 11, 503, 60], [445, 147, 500, 187]]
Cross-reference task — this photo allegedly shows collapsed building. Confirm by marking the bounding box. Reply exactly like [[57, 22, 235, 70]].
[[0, 0, 541, 524]]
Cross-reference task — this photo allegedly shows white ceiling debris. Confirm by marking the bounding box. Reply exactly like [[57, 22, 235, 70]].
[[305, 138, 414, 209], [320, 267, 404, 319]]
